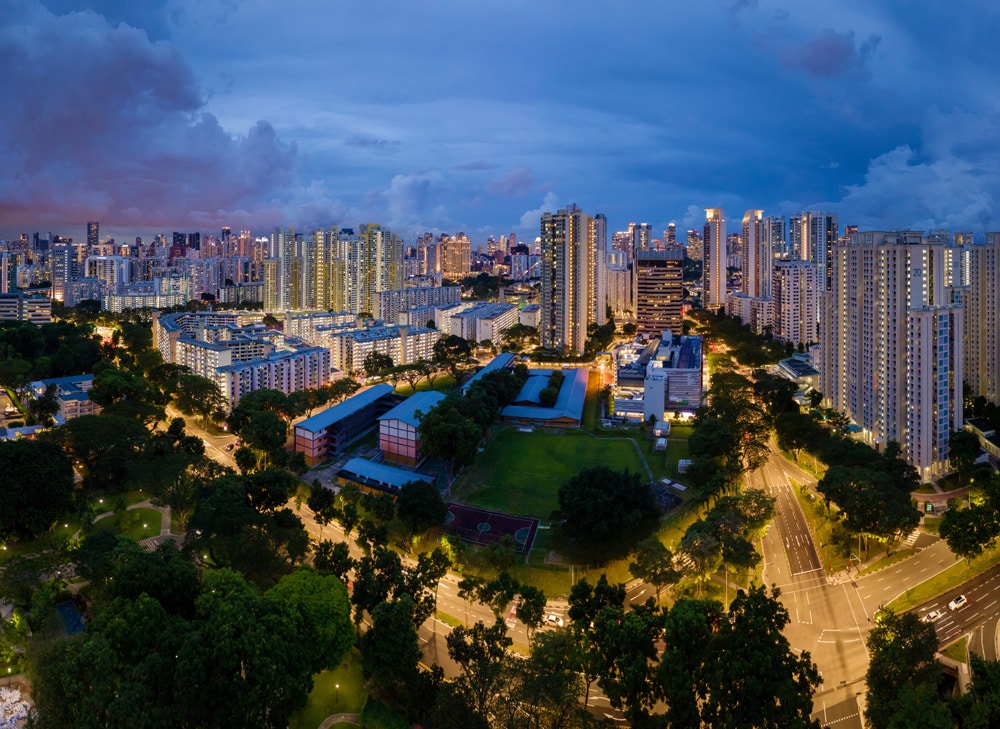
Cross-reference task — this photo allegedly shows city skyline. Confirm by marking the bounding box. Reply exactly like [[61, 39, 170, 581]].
[[4, 1, 1000, 242]]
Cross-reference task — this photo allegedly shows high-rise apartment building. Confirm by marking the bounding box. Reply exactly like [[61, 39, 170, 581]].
[[634, 249, 684, 335], [773, 261, 820, 345], [703, 208, 726, 309], [441, 233, 471, 280], [686, 230, 703, 262], [346, 224, 403, 318], [764, 216, 786, 259], [741, 210, 770, 299], [540, 204, 604, 355], [821, 231, 964, 481], [789, 211, 838, 284], [965, 234, 1000, 404]]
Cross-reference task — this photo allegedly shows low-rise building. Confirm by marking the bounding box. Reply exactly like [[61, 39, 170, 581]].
[[28, 373, 100, 424], [378, 390, 447, 467], [294, 384, 397, 466]]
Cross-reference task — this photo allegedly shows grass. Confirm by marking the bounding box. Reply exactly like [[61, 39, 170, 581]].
[[453, 427, 646, 518], [581, 370, 601, 431], [941, 637, 968, 664], [359, 699, 410, 729], [888, 543, 1000, 614], [859, 548, 917, 576], [92, 507, 162, 541], [394, 374, 457, 396], [923, 517, 942, 536], [289, 648, 366, 729]]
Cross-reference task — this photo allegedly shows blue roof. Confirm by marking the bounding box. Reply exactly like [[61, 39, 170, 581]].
[[295, 384, 394, 434], [514, 373, 552, 404], [378, 390, 446, 427], [501, 368, 589, 425], [461, 352, 517, 391], [339, 457, 435, 491]]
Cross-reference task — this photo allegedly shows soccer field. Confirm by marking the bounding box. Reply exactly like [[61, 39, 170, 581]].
[[453, 428, 647, 519]]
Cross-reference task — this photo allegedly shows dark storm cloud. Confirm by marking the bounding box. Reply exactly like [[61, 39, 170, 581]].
[[0, 0, 300, 228]]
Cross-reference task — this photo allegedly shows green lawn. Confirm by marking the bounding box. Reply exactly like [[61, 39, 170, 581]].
[[394, 374, 457, 396], [92, 507, 162, 541], [289, 648, 366, 729], [453, 428, 646, 518], [941, 636, 968, 664]]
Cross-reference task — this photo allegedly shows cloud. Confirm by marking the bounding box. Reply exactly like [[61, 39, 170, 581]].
[[836, 141, 1000, 232], [781, 29, 881, 79], [681, 205, 706, 229], [0, 0, 299, 229], [518, 192, 562, 232], [486, 167, 535, 199], [344, 135, 401, 149]]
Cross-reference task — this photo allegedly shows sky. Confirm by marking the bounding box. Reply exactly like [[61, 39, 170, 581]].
[[3, 0, 1000, 245]]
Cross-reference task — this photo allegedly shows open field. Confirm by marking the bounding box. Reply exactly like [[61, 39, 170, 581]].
[[453, 427, 647, 518]]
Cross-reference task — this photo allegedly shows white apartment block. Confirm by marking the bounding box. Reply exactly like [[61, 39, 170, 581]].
[[965, 234, 1000, 404], [773, 261, 820, 345], [378, 286, 461, 323], [217, 347, 331, 408], [325, 325, 441, 373], [821, 231, 964, 481]]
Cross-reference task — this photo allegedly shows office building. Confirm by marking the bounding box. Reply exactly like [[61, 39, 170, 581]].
[[821, 231, 963, 481], [87, 221, 99, 248], [634, 249, 684, 335]]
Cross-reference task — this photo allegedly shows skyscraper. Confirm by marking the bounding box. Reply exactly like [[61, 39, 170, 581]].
[[789, 211, 838, 285], [821, 231, 963, 481], [703, 208, 726, 309], [634, 249, 684, 335], [741, 210, 770, 299], [540, 204, 603, 355], [346, 224, 403, 318], [441, 233, 471, 280], [965, 234, 1000, 404], [773, 261, 819, 345], [87, 221, 99, 249]]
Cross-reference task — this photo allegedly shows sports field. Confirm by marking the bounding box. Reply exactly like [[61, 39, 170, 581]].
[[453, 428, 647, 519]]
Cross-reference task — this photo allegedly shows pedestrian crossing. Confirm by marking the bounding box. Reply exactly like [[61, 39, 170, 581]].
[[903, 529, 919, 547]]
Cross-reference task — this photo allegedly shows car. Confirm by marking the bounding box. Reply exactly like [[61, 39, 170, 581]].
[[948, 595, 969, 611], [544, 614, 564, 628], [921, 609, 944, 623], [225, 443, 235, 452]]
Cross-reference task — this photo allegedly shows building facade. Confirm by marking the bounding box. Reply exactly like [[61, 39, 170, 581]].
[[634, 249, 684, 335], [703, 208, 726, 309], [821, 231, 964, 481]]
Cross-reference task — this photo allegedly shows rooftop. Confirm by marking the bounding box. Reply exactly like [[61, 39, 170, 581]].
[[378, 390, 447, 428], [295, 384, 395, 434], [339, 457, 435, 492]]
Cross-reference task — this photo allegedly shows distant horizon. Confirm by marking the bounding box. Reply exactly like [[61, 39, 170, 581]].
[[5, 2, 1000, 240]]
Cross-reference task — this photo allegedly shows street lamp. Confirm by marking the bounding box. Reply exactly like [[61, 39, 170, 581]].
[[335, 683, 340, 707]]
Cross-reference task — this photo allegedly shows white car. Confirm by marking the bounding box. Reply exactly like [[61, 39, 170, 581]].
[[948, 595, 969, 611], [544, 614, 564, 628], [921, 609, 944, 623]]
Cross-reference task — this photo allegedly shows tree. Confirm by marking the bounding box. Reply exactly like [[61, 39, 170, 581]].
[[417, 400, 483, 472], [363, 350, 394, 377], [508, 629, 585, 729], [307, 483, 339, 539], [628, 537, 681, 604], [174, 373, 228, 428], [0, 439, 74, 541], [313, 540, 354, 581], [433, 334, 473, 377], [950, 429, 982, 487], [360, 595, 423, 698], [660, 598, 722, 728], [865, 608, 949, 729], [590, 602, 661, 725], [396, 479, 447, 538], [515, 584, 547, 638], [700, 585, 822, 729], [555, 466, 659, 559], [447, 618, 513, 718], [44, 413, 149, 492], [952, 654, 1000, 727], [266, 567, 353, 673], [940, 504, 1000, 561]]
